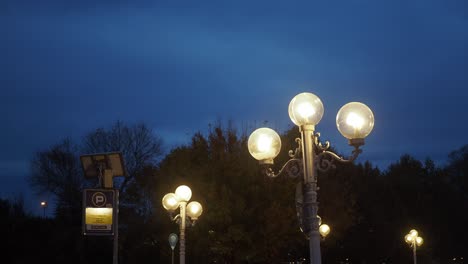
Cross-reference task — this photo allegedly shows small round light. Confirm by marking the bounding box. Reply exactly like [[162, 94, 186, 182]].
[[288, 92, 324, 126], [162, 193, 179, 211], [336, 102, 374, 140], [186, 201, 203, 220], [40, 201, 47, 207], [319, 224, 331, 238], [175, 185, 192, 202], [405, 234, 414, 243], [409, 229, 418, 238], [248, 127, 281, 162], [416, 236, 423, 246]]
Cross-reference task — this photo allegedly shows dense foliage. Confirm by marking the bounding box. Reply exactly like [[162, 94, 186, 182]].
[[4, 121, 467, 263]]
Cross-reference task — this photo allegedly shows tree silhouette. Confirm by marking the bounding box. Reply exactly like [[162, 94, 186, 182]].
[[20, 120, 468, 263]]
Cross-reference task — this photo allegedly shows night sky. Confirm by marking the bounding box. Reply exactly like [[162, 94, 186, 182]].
[[2, 0, 468, 215]]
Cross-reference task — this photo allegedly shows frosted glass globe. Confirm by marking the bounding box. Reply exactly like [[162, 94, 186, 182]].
[[187, 201, 203, 220], [162, 193, 179, 211], [248, 127, 281, 162], [319, 224, 331, 237], [175, 185, 192, 202], [336, 102, 374, 139], [288, 92, 324, 126]]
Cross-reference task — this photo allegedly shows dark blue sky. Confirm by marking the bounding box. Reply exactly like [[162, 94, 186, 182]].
[[2, 0, 468, 214]]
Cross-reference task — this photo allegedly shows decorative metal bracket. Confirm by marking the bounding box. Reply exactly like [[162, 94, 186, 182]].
[[262, 158, 303, 178], [261, 138, 303, 179], [169, 212, 180, 222], [314, 132, 363, 172], [260, 133, 364, 175], [168, 212, 197, 227]]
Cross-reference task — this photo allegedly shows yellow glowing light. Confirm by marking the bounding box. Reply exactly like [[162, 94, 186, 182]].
[[85, 208, 113, 225], [187, 201, 203, 219], [416, 236, 423, 246], [40, 201, 47, 207], [288, 92, 324, 126], [162, 193, 180, 211], [336, 102, 374, 139], [346, 112, 364, 130], [405, 234, 414, 243], [297, 102, 316, 119], [175, 185, 192, 202], [189, 203, 201, 214], [409, 229, 418, 237], [248, 127, 281, 162], [257, 135, 273, 152], [319, 224, 331, 237]]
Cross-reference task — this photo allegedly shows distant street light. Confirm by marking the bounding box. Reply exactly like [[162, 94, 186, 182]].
[[405, 229, 424, 264], [40, 201, 47, 218], [162, 185, 203, 264], [248, 92, 374, 264]]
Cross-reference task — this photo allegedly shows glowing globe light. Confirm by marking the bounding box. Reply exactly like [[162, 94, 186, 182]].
[[346, 112, 364, 130], [258, 134, 274, 152], [248, 127, 281, 162], [319, 224, 331, 238], [186, 201, 203, 220], [297, 102, 316, 119], [288, 92, 324, 126], [175, 185, 192, 202], [162, 193, 179, 211], [416, 236, 423, 246], [336, 102, 374, 140], [405, 234, 414, 243]]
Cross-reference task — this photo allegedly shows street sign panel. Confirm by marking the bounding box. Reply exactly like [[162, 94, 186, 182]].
[[83, 189, 118, 236]]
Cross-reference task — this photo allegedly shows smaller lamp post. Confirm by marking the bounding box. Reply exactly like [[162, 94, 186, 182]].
[[168, 233, 178, 264], [40, 201, 47, 218], [405, 229, 424, 264], [162, 185, 203, 264]]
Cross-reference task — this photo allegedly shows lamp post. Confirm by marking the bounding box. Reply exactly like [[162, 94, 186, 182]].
[[405, 229, 424, 264], [248, 92, 374, 264], [162, 185, 203, 264], [40, 201, 47, 218], [168, 233, 178, 264]]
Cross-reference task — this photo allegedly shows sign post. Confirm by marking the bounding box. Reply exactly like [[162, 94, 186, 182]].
[[80, 152, 126, 264], [83, 189, 118, 236]]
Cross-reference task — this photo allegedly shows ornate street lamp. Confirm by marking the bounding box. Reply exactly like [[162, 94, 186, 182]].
[[162, 185, 203, 264], [248, 92, 374, 264], [405, 229, 424, 264]]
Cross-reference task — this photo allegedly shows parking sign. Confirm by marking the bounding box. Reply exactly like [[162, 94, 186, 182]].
[[83, 189, 118, 235]]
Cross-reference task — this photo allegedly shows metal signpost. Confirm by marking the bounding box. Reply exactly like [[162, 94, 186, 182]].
[[80, 152, 126, 264], [83, 189, 118, 235]]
